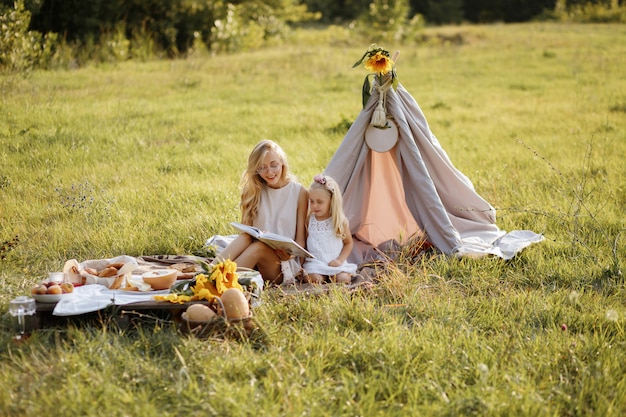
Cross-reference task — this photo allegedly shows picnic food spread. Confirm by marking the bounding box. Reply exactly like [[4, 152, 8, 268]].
[[30, 256, 263, 324]]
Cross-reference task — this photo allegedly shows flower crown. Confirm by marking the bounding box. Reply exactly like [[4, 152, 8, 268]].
[[314, 174, 333, 193]]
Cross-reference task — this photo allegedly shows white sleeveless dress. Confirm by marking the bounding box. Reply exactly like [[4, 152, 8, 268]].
[[303, 216, 357, 276], [254, 181, 305, 283]]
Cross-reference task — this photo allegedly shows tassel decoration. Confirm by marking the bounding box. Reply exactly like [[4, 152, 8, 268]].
[[371, 98, 387, 128], [370, 76, 393, 128]]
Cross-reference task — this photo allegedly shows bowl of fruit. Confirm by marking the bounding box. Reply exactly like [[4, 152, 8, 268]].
[[31, 280, 75, 303]]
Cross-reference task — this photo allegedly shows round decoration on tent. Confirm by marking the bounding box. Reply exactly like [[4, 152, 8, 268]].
[[365, 118, 398, 153]]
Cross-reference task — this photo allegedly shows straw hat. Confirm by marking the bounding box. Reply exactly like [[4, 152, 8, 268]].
[[365, 118, 398, 153]]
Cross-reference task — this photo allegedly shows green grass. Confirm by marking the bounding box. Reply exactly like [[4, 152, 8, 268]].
[[1, 23, 625, 416]]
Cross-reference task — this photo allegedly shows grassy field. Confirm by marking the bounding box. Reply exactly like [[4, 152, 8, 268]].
[[1, 23, 625, 416]]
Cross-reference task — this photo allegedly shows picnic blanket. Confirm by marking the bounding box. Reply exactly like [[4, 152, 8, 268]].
[[50, 255, 264, 316]]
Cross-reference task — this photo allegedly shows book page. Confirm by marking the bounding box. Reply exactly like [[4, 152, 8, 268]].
[[257, 231, 293, 243], [230, 222, 262, 239], [258, 238, 314, 258], [230, 222, 314, 258]]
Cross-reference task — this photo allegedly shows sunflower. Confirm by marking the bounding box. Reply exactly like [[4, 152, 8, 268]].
[[210, 259, 242, 294], [155, 259, 243, 304], [364, 51, 394, 75], [352, 44, 395, 76], [352, 44, 400, 109]]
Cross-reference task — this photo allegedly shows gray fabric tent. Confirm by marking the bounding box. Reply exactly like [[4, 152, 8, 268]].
[[325, 73, 544, 264]]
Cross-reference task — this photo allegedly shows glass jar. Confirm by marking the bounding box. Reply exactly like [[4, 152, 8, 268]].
[[9, 296, 37, 342]]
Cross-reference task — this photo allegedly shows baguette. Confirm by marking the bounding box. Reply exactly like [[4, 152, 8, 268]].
[[98, 266, 118, 277], [84, 267, 98, 276], [109, 274, 125, 290]]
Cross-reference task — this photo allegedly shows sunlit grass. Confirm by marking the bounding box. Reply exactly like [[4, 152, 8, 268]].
[[0, 23, 625, 416]]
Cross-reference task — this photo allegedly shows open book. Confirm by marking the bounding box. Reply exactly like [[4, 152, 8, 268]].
[[230, 222, 314, 258]]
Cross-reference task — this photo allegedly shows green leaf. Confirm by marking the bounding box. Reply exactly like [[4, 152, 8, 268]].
[[197, 259, 214, 274], [170, 279, 195, 295], [391, 68, 399, 91], [352, 50, 369, 68], [361, 75, 372, 108]]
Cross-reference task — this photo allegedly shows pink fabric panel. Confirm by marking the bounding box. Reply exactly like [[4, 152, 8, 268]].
[[356, 150, 420, 246]]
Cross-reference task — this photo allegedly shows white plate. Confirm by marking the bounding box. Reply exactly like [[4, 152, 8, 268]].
[[32, 293, 73, 303]]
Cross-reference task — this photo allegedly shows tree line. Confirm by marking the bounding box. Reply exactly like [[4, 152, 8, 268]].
[[1, 0, 624, 71]]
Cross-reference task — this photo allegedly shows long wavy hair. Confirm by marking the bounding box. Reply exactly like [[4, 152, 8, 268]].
[[307, 175, 349, 239], [240, 140, 292, 225]]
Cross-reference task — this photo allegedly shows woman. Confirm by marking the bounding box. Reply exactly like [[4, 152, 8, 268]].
[[216, 140, 308, 284]]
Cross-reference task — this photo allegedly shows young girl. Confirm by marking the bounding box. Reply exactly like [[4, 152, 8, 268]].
[[302, 174, 357, 284], [216, 140, 309, 284]]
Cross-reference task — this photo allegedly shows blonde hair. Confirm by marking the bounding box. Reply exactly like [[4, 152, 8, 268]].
[[308, 175, 349, 239], [240, 140, 292, 225]]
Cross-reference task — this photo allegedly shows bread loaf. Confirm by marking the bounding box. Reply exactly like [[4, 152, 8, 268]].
[[98, 266, 118, 277]]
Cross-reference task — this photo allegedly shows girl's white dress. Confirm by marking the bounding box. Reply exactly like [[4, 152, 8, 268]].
[[303, 216, 357, 276]]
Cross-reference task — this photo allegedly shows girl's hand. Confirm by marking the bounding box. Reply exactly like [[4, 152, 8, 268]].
[[275, 249, 292, 261], [328, 259, 342, 267]]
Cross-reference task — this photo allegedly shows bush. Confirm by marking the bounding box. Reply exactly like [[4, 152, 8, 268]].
[[129, 24, 161, 61], [566, 2, 626, 22], [24, 0, 319, 57], [0, 0, 55, 73], [301, 0, 371, 23], [355, 0, 414, 43], [211, 3, 265, 53], [95, 23, 131, 62], [0, 0, 321, 68], [540, 0, 626, 23]]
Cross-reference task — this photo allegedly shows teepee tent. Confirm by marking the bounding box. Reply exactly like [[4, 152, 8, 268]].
[[325, 47, 543, 263]]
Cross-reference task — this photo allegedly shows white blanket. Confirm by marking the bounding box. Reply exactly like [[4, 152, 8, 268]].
[[53, 281, 170, 316]]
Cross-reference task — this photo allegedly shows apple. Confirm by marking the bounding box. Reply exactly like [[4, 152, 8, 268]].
[[46, 284, 62, 294], [60, 282, 74, 294], [31, 284, 48, 295]]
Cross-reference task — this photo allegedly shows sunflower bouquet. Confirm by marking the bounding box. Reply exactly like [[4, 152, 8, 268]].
[[155, 259, 243, 304], [353, 44, 399, 127]]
